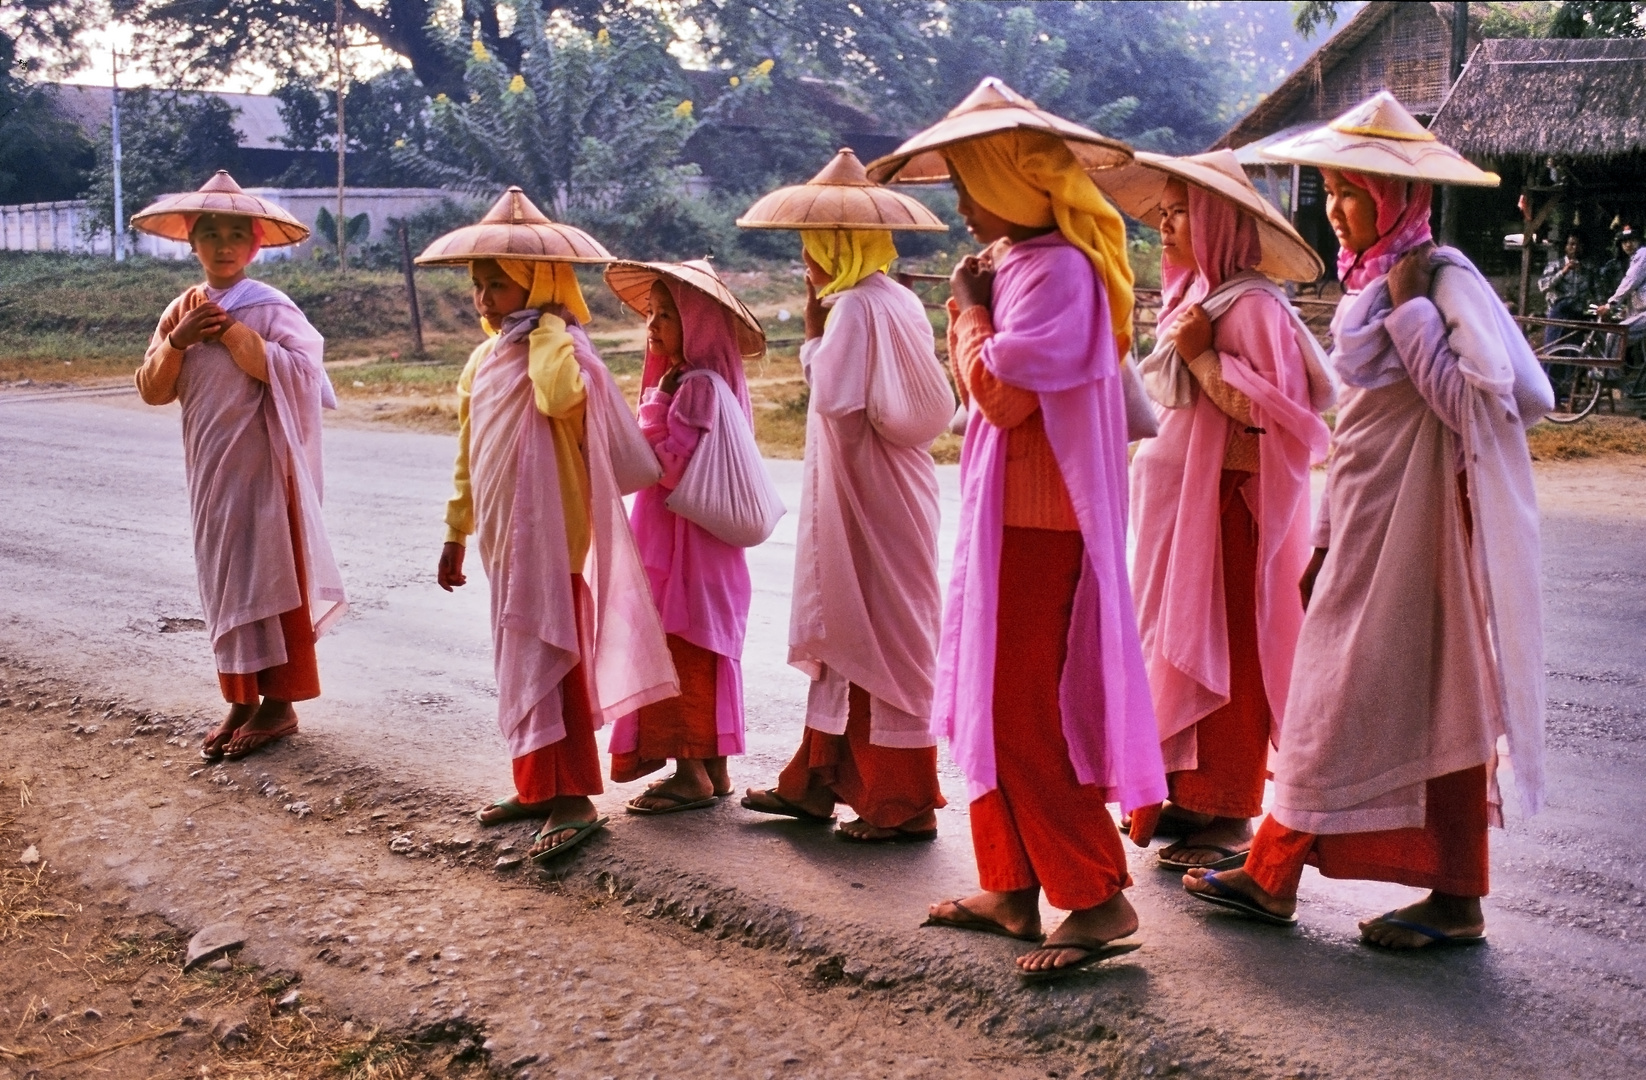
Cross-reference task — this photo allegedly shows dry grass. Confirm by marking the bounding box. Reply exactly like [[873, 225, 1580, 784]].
[[1527, 415, 1646, 461]]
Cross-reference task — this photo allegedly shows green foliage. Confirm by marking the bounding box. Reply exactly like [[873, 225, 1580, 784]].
[[312, 208, 371, 251], [273, 68, 435, 187], [1292, 1, 1346, 39], [1549, 1, 1646, 37], [79, 88, 242, 238], [396, 1, 717, 259], [0, 29, 93, 202]]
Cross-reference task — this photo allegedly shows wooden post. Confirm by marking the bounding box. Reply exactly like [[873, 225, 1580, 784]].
[[334, 0, 347, 275], [399, 222, 425, 356]]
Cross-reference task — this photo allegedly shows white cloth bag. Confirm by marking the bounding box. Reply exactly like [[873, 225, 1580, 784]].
[[664, 370, 786, 547]]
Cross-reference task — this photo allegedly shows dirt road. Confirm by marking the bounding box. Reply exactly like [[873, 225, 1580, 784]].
[[3, 391, 1644, 1079]]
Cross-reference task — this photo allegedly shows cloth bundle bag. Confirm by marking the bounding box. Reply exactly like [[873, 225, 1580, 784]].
[[590, 368, 664, 495], [665, 369, 786, 547]]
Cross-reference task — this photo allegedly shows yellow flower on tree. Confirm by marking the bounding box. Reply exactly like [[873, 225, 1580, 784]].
[[728, 75, 740, 87], [755, 59, 774, 75], [508, 74, 526, 94], [597, 28, 610, 45], [471, 38, 489, 62], [673, 99, 693, 118]]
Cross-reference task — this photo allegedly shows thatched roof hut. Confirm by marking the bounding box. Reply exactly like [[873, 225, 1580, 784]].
[[1430, 37, 1646, 163]]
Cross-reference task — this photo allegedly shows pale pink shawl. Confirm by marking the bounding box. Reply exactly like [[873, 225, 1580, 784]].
[[934, 234, 1165, 810], [790, 272, 946, 748], [471, 313, 676, 757], [170, 279, 347, 673], [610, 280, 752, 760], [1130, 188, 1330, 770]]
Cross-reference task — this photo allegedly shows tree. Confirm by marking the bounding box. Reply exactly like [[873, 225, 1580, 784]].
[[1549, 1, 1645, 36], [80, 89, 243, 237], [394, 0, 722, 258], [274, 67, 436, 186], [111, 0, 616, 97], [0, 0, 94, 75], [0, 29, 94, 202]]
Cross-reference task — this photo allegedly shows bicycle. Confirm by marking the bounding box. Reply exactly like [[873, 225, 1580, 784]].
[[1517, 307, 1633, 423]]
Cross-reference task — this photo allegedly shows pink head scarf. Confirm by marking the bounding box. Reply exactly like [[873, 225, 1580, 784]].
[[1335, 172, 1433, 292], [1158, 183, 1263, 334], [640, 277, 752, 422]]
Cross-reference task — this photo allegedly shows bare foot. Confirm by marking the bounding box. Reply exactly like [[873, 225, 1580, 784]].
[[528, 796, 600, 859], [741, 786, 835, 821], [837, 810, 937, 842], [223, 699, 298, 759], [1359, 892, 1485, 949], [926, 888, 1042, 941], [1160, 816, 1254, 867], [705, 756, 731, 797], [1016, 892, 1139, 974], [202, 702, 256, 759], [476, 796, 556, 826], [1181, 866, 1297, 920], [628, 760, 715, 812]]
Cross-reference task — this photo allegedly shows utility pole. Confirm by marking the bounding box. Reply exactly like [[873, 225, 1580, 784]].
[[335, 0, 347, 274], [111, 45, 125, 262], [1438, 0, 1469, 246]]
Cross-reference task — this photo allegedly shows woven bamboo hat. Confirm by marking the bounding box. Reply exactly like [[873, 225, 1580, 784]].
[[130, 170, 309, 245], [604, 259, 766, 360], [1091, 149, 1323, 283], [415, 186, 612, 265], [865, 77, 1132, 184], [737, 149, 948, 231], [1260, 91, 1499, 187]]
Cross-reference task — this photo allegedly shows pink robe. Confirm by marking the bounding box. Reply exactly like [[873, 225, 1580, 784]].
[[1131, 225, 1331, 771], [166, 279, 347, 673], [934, 234, 1166, 811], [471, 313, 676, 758], [609, 282, 754, 761], [789, 272, 953, 748]]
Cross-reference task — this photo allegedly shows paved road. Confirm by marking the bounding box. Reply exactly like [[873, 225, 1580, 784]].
[[3, 391, 1644, 1078]]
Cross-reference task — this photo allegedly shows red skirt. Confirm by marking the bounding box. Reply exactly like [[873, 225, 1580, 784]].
[[776, 682, 945, 829], [610, 634, 721, 782], [968, 527, 1131, 912], [511, 576, 603, 802]]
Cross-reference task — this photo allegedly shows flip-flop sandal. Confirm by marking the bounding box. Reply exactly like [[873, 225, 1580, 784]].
[[1184, 870, 1298, 927], [625, 789, 718, 815], [1017, 939, 1143, 984], [835, 822, 938, 844], [739, 788, 835, 824], [222, 717, 299, 760], [922, 898, 1045, 943], [475, 797, 555, 826], [528, 816, 608, 864], [1157, 844, 1251, 871], [1361, 911, 1486, 949], [200, 723, 237, 762]]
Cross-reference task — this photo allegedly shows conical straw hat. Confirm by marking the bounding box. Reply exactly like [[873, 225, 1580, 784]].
[[1090, 149, 1323, 283], [130, 170, 309, 246], [1260, 91, 1499, 187], [415, 186, 613, 265], [737, 148, 948, 231], [604, 259, 766, 360], [865, 77, 1132, 185]]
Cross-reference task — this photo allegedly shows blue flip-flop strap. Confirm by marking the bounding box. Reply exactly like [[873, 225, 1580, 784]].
[[1374, 912, 1454, 942]]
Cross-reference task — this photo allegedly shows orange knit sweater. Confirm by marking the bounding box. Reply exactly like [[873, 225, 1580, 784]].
[[947, 302, 1079, 532]]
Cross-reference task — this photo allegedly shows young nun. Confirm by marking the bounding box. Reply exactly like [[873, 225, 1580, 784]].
[[1109, 152, 1332, 870], [735, 150, 956, 842], [427, 188, 676, 862], [870, 83, 1166, 982], [602, 261, 763, 814], [1182, 93, 1552, 948], [132, 172, 347, 762]]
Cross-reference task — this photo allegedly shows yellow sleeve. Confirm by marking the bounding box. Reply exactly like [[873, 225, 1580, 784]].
[[444, 341, 489, 545], [527, 314, 587, 419]]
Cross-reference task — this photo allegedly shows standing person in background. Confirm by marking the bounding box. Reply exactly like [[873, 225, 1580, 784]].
[[131, 172, 347, 763], [735, 150, 956, 842], [1538, 234, 1597, 348], [1184, 93, 1551, 949], [869, 79, 1166, 983], [603, 260, 765, 815], [424, 188, 676, 863], [1100, 151, 1332, 873], [1599, 225, 1646, 368]]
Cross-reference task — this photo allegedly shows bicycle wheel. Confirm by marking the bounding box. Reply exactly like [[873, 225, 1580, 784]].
[[1544, 347, 1601, 423]]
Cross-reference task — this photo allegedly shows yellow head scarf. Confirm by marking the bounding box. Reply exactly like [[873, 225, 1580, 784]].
[[942, 130, 1135, 355], [800, 229, 897, 298], [496, 259, 592, 326]]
